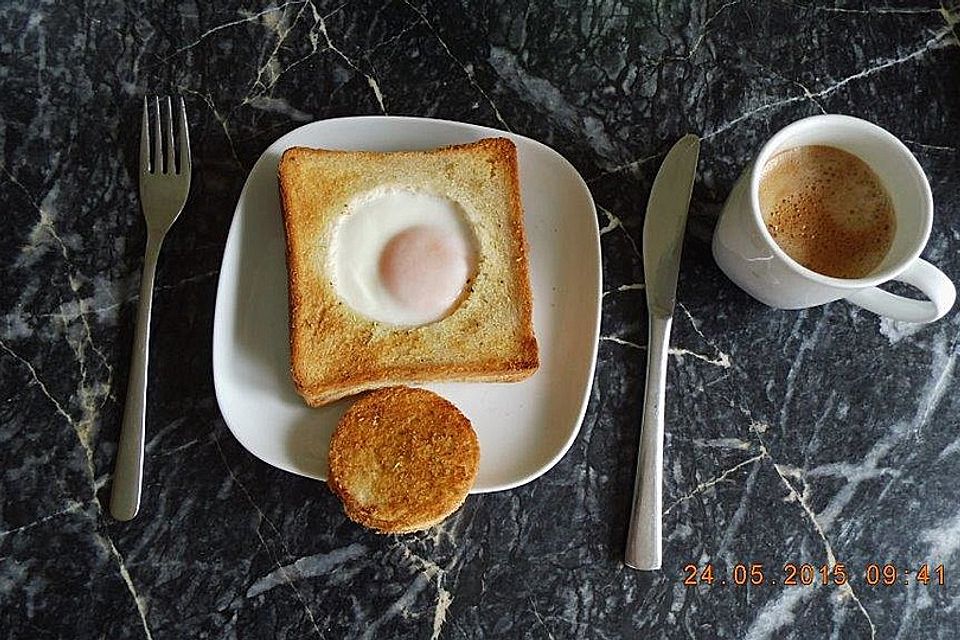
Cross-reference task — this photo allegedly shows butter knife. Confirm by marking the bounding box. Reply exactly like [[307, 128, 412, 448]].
[[625, 134, 700, 570]]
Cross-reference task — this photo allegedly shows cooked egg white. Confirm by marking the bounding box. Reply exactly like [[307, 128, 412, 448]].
[[329, 186, 478, 326]]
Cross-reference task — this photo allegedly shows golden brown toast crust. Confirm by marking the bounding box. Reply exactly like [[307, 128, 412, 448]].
[[327, 386, 480, 533], [278, 138, 539, 406]]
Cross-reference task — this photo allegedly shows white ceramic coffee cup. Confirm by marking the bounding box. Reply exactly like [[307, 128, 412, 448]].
[[712, 114, 955, 323]]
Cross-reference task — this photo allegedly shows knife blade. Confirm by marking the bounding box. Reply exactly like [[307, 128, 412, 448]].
[[625, 134, 700, 570], [643, 134, 701, 318]]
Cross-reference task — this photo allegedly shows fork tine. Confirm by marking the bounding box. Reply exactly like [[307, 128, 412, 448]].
[[140, 97, 150, 173], [177, 96, 191, 175], [164, 96, 175, 174], [152, 96, 162, 174]]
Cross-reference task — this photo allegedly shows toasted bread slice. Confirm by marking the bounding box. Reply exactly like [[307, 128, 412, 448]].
[[327, 386, 480, 533], [279, 138, 538, 406]]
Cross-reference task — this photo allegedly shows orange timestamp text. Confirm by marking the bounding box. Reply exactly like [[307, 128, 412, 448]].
[[682, 563, 945, 587]]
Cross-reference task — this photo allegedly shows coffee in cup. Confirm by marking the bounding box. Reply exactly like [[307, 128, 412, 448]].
[[758, 145, 895, 279]]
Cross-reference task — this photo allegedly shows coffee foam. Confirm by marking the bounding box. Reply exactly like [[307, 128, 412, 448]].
[[759, 145, 895, 279]]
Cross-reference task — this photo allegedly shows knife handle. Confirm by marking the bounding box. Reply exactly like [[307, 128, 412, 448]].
[[625, 314, 672, 570]]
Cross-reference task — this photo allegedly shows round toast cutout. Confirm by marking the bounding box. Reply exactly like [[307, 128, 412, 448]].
[[327, 386, 480, 533]]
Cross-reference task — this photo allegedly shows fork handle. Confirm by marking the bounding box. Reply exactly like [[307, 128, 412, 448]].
[[110, 232, 163, 521]]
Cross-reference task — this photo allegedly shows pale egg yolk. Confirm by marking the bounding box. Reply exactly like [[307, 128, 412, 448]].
[[378, 225, 470, 320]]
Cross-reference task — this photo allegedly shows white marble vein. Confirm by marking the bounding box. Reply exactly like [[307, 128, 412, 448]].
[[5, 168, 72, 266], [664, 452, 764, 515], [743, 584, 811, 640], [400, 543, 458, 640], [246, 95, 313, 122], [431, 585, 453, 640], [715, 455, 762, 568], [813, 28, 958, 100], [589, 150, 662, 182], [34, 269, 216, 326], [360, 568, 432, 640], [797, 5, 941, 15], [315, 5, 387, 114], [166, 1, 309, 60], [669, 346, 731, 368], [240, 2, 348, 103], [602, 283, 645, 298], [247, 1, 311, 99], [693, 436, 752, 450], [802, 447, 898, 530], [600, 335, 643, 350], [245, 543, 368, 598], [183, 89, 244, 170], [357, 511, 473, 640], [908, 332, 956, 438], [596, 205, 641, 258], [399, 0, 511, 131], [891, 499, 960, 636], [213, 435, 324, 638], [779, 312, 828, 431], [0, 339, 76, 427], [762, 436, 877, 639], [678, 302, 733, 367], [705, 25, 958, 142], [600, 334, 732, 367], [92, 525, 156, 640], [903, 139, 959, 153], [719, 399, 882, 638], [0, 500, 86, 539], [686, 0, 744, 59], [939, 435, 960, 461]]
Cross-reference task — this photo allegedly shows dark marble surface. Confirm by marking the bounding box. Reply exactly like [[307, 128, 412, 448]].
[[2, 1, 960, 638]]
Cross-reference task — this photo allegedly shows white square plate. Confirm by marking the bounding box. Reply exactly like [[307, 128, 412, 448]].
[[212, 116, 601, 492]]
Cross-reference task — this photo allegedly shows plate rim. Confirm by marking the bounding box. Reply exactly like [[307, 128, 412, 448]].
[[212, 115, 602, 492]]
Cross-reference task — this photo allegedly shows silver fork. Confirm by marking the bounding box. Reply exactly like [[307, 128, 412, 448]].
[[110, 96, 191, 521]]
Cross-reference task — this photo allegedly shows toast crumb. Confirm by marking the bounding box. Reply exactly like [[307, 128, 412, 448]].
[[327, 387, 480, 533]]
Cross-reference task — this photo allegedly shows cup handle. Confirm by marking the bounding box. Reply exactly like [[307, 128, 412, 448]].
[[844, 259, 956, 323]]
